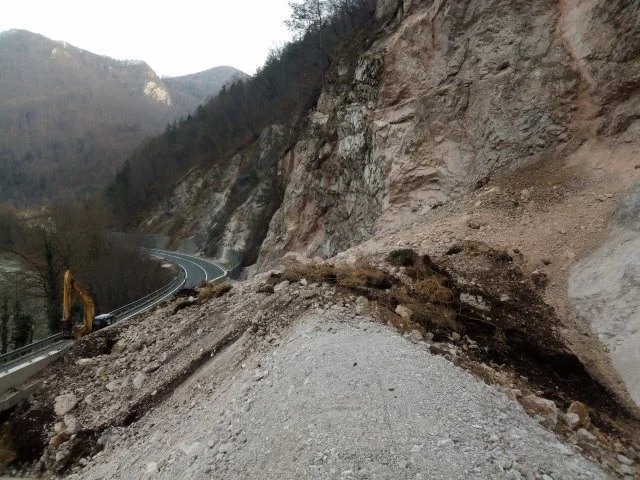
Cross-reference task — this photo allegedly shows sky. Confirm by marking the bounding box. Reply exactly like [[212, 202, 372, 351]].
[[0, 0, 295, 77]]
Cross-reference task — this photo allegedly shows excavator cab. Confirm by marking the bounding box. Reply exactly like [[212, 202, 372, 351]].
[[61, 270, 95, 339]]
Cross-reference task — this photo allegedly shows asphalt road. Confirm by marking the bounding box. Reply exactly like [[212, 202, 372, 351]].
[[150, 250, 226, 288], [0, 250, 226, 398]]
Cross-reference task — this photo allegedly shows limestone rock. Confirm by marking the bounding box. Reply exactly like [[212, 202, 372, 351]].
[[520, 395, 558, 427], [395, 304, 412, 320], [564, 412, 581, 430], [111, 339, 127, 355], [63, 415, 78, 434], [567, 401, 591, 429], [54, 394, 77, 416], [133, 372, 147, 389]]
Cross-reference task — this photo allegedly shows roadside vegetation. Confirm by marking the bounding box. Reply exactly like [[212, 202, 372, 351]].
[[0, 202, 171, 350]]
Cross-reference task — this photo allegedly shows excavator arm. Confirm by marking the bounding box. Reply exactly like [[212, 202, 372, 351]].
[[61, 270, 95, 339]]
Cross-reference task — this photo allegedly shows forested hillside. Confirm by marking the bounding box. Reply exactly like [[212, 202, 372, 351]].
[[106, 0, 378, 227], [0, 30, 243, 205]]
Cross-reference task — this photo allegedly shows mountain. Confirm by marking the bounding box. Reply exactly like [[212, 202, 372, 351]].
[[164, 66, 246, 111], [0, 29, 245, 205]]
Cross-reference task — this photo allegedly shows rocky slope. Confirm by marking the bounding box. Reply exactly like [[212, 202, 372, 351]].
[[147, 0, 639, 267], [143, 0, 640, 408], [2, 247, 639, 477], [0, 30, 243, 204]]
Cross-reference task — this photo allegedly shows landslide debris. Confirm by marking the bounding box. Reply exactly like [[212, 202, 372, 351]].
[[0, 243, 638, 478]]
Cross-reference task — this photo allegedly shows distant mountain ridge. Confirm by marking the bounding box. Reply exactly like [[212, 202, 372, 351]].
[[0, 29, 246, 204]]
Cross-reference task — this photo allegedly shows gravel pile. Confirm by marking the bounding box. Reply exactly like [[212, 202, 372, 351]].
[[71, 312, 608, 480]]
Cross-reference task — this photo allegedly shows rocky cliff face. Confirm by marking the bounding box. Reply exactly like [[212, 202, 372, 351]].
[[153, 0, 638, 269], [144, 0, 640, 406]]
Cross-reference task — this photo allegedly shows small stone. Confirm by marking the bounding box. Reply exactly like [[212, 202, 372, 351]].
[[565, 250, 576, 260], [564, 412, 580, 430], [49, 431, 71, 450], [54, 422, 65, 434], [54, 394, 77, 416], [299, 279, 308, 286], [218, 443, 232, 454], [406, 330, 423, 343], [254, 370, 268, 381], [450, 332, 461, 341], [395, 304, 413, 320], [75, 358, 94, 366], [111, 339, 127, 355], [520, 395, 558, 427], [567, 401, 591, 428], [105, 380, 120, 392], [541, 258, 552, 265], [576, 428, 597, 448], [143, 361, 161, 374], [499, 294, 510, 302], [617, 454, 633, 466], [273, 281, 290, 292], [467, 218, 487, 229], [63, 415, 78, 434], [502, 388, 521, 402], [143, 462, 158, 478], [620, 464, 636, 476], [355, 296, 368, 306], [133, 372, 147, 389]]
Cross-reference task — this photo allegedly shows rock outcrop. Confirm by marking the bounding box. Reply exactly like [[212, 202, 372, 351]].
[[569, 181, 640, 405], [142, 0, 640, 406], [148, 0, 639, 272]]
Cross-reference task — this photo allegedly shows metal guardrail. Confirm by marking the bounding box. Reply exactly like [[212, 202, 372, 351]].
[[109, 268, 186, 319], [0, 333, 63, 365], [0, 264, 187, 366]]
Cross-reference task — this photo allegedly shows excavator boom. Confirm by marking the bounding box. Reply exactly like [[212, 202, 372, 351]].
[[61, 270, 95, 339]]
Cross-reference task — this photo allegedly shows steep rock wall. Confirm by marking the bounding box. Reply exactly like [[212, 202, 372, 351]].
[[145, 0, 639, 273]]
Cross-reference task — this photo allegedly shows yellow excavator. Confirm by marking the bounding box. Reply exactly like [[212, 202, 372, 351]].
[[61, 270, 95, 339], [61, 270, 116, 339]]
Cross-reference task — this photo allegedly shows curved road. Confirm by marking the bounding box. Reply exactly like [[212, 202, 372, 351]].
[[149, 249, 226, 288], [0, 250, 226, 406]]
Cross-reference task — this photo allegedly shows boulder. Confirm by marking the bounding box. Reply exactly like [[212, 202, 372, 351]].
[[133, 372, 147, 389], [520, 395, 558, 427], [395, 304, 413, 320], [567, 401, 591, 429], [54, 394, 77, 416]]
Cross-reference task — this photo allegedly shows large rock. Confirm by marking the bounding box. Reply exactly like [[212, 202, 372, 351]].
[[569, 182, 640, 405], [520, 395, 558, 427], [567, 401, 591, 429], [54, 394, 77, 417], [612, 181, 640, 232]]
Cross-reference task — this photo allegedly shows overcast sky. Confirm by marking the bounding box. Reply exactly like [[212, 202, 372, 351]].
[[0, 0, 294, 77]]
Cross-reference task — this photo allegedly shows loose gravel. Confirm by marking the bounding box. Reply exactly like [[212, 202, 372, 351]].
[[71, 313, 608, 480]]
